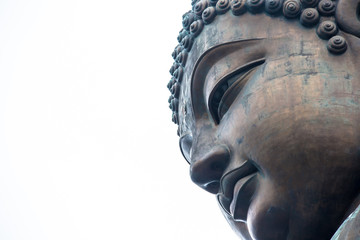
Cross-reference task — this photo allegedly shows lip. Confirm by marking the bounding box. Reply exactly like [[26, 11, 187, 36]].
[[217, 160, 258, 222]]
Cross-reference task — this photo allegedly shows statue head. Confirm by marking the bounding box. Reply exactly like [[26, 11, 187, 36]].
[[167, 0, 360, 239]]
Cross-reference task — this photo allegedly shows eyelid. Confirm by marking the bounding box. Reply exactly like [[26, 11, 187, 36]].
[[190, 39, 265, 120], [208, 58, 266, 124]]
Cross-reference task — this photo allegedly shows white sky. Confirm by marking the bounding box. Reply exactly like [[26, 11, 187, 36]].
[[0, 1, 239, 239]]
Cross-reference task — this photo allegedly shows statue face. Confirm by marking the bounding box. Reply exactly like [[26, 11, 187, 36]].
[[177, 13, 360, 240]]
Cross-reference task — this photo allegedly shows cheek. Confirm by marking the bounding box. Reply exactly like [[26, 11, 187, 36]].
[[216, 64, 306, 153], [221, 56, 360, 154]]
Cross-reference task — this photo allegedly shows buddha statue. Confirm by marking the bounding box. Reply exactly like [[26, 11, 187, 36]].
[[167, 0, 360, 239]]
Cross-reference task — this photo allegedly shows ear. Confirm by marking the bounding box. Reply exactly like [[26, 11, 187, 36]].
[[336, 0, 360, 38]]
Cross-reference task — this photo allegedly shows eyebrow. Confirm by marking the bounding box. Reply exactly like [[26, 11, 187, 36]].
[[191, 38, 265, 84]]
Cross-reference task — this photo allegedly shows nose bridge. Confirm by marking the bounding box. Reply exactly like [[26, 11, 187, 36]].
[[190, 137, 231, 194]]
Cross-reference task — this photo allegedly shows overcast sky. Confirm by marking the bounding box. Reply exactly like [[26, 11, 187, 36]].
[[0, 1, 240, 239]]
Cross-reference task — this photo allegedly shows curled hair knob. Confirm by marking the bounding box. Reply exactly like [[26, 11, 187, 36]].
[[177, 29, 186, 43], [172, 112, 179, 125], [317, 0, 336, 16], [300, 0, 318, 7], [317, 21, 338, 39], [194, 0, 209, 16], [169, 78, 176, 89], [182, 12, 196, 31], [246, 0, 265, 13], [202, 6, 217, 24], [265, 0, 283, 14], [231, 0, 247, 15], [181, 35, 194, 52], [170, 99, 175, 111], [175, 45, 183, 55], [171, 99, 179, 112], [173, 68, 184, 82], [300, 8, 319, 27], [170, 83, 175, 95], [190, 19, 204, 37], [171, 49, 177, 60], [336, 0, 360, 38], [168, 95, 173, 104], [169, 65, 176, 76], [209, 0, 219, 6], [167, 81, 172, 91], [283, 0, 302, 18], [192, 0, 200, 6], [327, 36, 347, 54], [176, 51, 188, 67], [216, 0, 231, 14], [168, 79, 174, 93], [172, 83, 181, 98], [169, 63, 180, 75]]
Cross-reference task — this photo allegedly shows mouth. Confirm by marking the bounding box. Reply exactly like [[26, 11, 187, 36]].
[[217, 160, 258, 222]]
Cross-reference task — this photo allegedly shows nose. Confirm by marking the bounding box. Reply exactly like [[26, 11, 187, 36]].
[[190, 146, 230, 194]]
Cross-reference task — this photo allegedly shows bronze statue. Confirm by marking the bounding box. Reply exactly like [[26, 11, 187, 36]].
[[167, 0, 360, 239]]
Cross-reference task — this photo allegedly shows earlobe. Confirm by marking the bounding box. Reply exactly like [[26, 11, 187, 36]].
[[179, 134, 193, 164], [336, 0, 360, 38]]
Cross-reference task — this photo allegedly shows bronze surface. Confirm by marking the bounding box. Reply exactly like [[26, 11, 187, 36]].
[[169, 1, 360, 239]]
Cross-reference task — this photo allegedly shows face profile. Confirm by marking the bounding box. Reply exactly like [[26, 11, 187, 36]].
[[168, 0, 360, 239]]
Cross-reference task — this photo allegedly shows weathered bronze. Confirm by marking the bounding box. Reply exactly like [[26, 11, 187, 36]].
[[168, 0, 360, 239]]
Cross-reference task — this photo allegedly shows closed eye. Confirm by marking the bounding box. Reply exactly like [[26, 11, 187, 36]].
[[208, 58, 265, 124]]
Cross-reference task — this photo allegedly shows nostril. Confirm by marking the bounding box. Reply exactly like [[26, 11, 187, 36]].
[[190, 145, 230, 193], [211, 162, 225, 172]]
